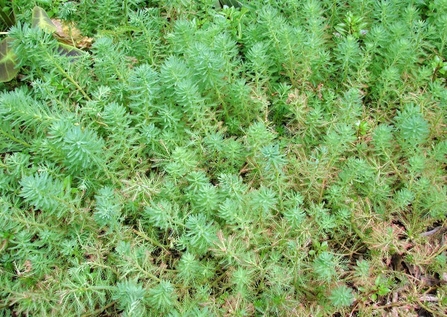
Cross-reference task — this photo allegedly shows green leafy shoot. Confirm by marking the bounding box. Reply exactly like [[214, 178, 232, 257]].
[[0, 6, 84, 82], [1, 1, 447, 316]]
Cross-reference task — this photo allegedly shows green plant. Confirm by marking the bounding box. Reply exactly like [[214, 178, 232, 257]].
[[1, 1, 446, 316], [0, 6, 83, 83]]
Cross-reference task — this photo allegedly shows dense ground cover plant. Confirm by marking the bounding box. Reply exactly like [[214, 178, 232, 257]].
[[1, 0, 446, 316]]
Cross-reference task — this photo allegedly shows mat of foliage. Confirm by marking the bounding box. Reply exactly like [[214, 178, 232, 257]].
[[1, 0, 446, 316]]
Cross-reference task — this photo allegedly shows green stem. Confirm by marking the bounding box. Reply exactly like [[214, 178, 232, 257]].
[[0, 129, 31, 147], [132, 227, 168, 252], [81, 301, 117, 317], [46, 52, 91, 101]]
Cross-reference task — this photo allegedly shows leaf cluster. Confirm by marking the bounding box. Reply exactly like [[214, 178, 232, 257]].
[[1, 0, 446, 316]]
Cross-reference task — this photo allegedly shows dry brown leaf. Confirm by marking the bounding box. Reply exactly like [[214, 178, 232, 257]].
[[51, 19, 93, 49]]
